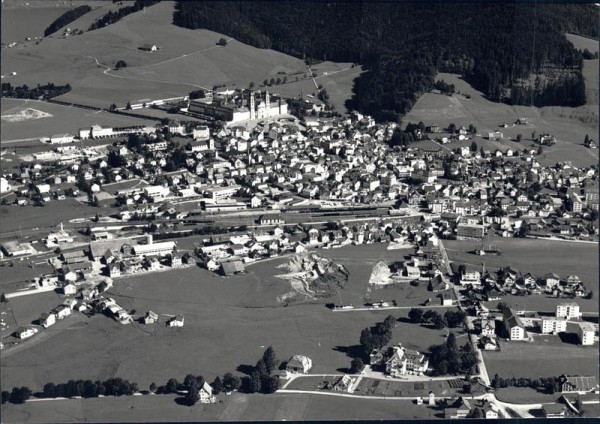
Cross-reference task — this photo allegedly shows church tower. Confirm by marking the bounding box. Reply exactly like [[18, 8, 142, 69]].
[[265, 91, 271, 118], [249, 91, 256, 120]]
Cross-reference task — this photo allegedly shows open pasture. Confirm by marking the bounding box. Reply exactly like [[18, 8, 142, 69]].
[[1, 99, 156, 142], [1, 2, 315, 109], [0, 251, 451, 392], [0, 391, 439, 423], [403, 72, 598, 167], [483, 338, 599, 380]]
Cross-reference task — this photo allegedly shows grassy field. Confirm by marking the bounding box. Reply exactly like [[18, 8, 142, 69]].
[[1, 2, 319, 109], [0, 243, 455, 392], [1, 98, 157, 142], [0, 391, 441, 422], [0, 198, 105, 235], [495, 387, 558, 404], [1, 4, 71, 43], [483, 338, 599, 380], [403, 71, 598, 167], [566, 33, 599, 54]]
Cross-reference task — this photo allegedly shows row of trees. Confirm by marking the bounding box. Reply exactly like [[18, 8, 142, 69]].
[[491, 374, 561, 394], [1, 82, 71, 100], [44, 5, 92, 36], [434, 79, 456, 95], [41, 378, 138, 399], [428, 333, 479, 376], [408, 308, 466, 329], [1, 387, 32, 404], [89, 0, 160, 31]]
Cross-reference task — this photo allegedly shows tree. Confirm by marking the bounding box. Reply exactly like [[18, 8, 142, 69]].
[[222, 373, 240, 392], [165, 378, 179, 394], [262, 376, 280, 394], [43, 383, 57, 398], [574, 397, 584, 415], [383, 315, 396, 330], [9, 386, 31, 404], [1, 391, 9, 404], [470, 141, 477, 152], [537, 145, 544, 155], [433, 314, 447, 329], [211, 377, 223, 394], [247, 371, 261, 393], [584, 134, 590, 144], [218, 37, 228, 46], [263, 79, 268, 86], [532, 131, 536, 140], [469, 407, 483, 418], [125, 101, 132, 110], [249, 81, 255, 89], [516, 134, 522, 142], [262, 346, 279, 374], [255, 359, 268, 377], [447, 123, 456, 134], [359, 327, 374, 352], [183, 374, 198, 391], [350, 357, 364, 374], [185, 380, 200, 405], [423, 309, 437, 323], [115, 60, 127, 69], [109, 103, 118, 112], [409, 308, 424, 323], [149, 382, 157, 393]]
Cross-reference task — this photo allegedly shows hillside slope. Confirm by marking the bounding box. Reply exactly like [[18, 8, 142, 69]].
[[1, 1, 308, 108]]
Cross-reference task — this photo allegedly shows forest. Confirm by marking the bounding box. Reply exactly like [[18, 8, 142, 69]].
[[89, 0, 160, 31], [44, 5, 91, 37], [173, 1, 597, 121]]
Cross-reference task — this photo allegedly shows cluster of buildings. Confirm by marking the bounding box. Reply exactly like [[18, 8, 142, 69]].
[[369, 344, 430, 377], [500, 302, 595, 346]]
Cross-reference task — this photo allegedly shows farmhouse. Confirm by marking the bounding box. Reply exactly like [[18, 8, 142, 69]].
[[39, 312, 56, 328], [385, 345, 429, 376], [15, 327, 38, 339], [220, 260, 245, 276], [333, 374, 355, 393], [559, 375, 599, 394], [286, 355, 313, 374], [139, 44, 158, 51], [198, 382, 216, 403], [502, 307, 526, 341], [168, 315, 184, 327], [143, 311, 159, 324]]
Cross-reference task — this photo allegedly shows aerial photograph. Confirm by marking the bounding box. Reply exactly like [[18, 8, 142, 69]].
[[0, 0, 598, 422]]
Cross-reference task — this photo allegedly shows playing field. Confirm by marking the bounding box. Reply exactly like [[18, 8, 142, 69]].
[[483, 337, 599, 380]]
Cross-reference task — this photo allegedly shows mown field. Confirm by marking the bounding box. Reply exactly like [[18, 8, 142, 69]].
[[483, 337, 599, 380], [1, 4, 71, 43], [0, 391, 440, 423], [1, 98, 156, 142], [0, 243, 455, 392]]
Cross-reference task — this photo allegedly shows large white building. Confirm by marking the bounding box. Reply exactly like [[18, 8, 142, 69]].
[[188, 90, 288, 124], [577, 323, 595, 346], [540, 317, 567, 334], [556, 302, 581, 320]]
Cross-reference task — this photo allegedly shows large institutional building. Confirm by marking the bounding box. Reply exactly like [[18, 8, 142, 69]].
[[187, 89, 288, 123]]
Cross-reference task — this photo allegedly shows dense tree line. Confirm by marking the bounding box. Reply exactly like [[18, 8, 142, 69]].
[[408, 308, 465, 329], [41, 378, 138, 399], [89, 0, 161, 31], [2, 387, 32, 404], [428, 333, 479, 376], [44, 5, 92, 36], [434, 79, 455, 95], [491, 374, 561, 394], [173, 1, 596, 120], [1, 83, 71, 100]]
